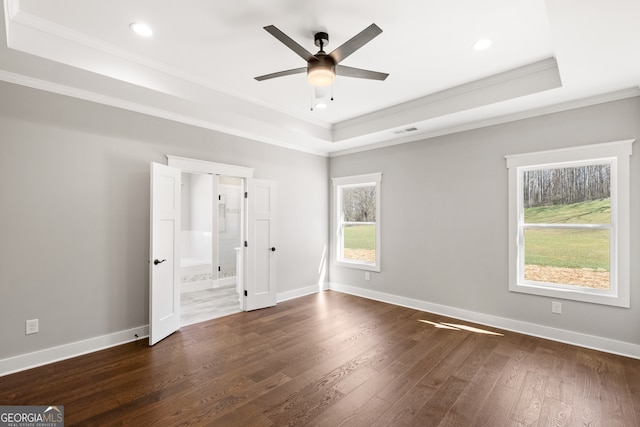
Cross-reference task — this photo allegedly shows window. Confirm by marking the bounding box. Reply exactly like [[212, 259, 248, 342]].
[[506, 140, 633, 307], [333, 173, 382, 272]]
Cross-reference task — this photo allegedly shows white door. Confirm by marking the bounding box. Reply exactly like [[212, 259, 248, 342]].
[[244, 179, 277, 311], [149, 162, 181, 345]]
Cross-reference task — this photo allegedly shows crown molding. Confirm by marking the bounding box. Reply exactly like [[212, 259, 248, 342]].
[[330, 87, 640, 157], [332, 58, 562, 142], [0, 69, 331, 157]]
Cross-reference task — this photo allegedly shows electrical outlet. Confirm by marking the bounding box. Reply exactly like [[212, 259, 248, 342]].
[[26, 319, 39, 335], [551, 301, 562, 314], [365, 272, 371, 281]]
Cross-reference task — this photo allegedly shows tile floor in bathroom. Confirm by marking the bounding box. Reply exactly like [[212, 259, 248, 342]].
[[180, 284, 241, 326]]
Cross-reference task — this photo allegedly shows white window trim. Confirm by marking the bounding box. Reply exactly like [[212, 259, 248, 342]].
[[506, 140, 633, 307], [332, 173, 382, 272]]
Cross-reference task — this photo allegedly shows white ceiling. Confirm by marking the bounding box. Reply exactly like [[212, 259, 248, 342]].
[[1, 0, 639, 155]]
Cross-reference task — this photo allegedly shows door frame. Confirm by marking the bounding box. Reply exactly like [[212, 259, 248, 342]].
[[167, 156, 254, 178], [167, 155, 254, 311]]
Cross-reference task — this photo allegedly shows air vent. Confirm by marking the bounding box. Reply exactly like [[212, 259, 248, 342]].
[[392, 126, 419, 135]]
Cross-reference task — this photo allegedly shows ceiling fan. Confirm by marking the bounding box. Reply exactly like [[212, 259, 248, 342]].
[[255, 24, 389, 87]]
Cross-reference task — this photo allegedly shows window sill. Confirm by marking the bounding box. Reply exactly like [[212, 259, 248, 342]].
[[335, 260, 380, 273], [509, 281, 629, 308]]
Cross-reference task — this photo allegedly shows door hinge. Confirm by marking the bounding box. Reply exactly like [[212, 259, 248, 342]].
[[244, 241, 248, 247], [244, 191, 248, 198], [218, 266, 221, 272], [218, 195, 221, 201], [244, 290, 248, 297]]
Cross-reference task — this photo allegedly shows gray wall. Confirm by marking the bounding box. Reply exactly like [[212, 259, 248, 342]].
[[329, 96, 640, 346], [2, 77, 637, 363], [0, 81, 328, 359]]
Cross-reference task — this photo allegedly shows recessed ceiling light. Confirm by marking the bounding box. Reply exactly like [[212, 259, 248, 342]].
[[315, 102, 327, 109], [129, 22, 153, 37], [472, 39, 492, 51]]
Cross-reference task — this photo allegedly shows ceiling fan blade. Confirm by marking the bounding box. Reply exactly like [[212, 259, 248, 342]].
[[254, 67, 307, 81], [336, 65, 389, 81], [263, 25, 317, 62], [329, 23, 383, 64]]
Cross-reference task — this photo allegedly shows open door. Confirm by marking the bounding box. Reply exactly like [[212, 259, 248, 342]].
[[244, 178, 277, 311], [149, 162, 181, 345]]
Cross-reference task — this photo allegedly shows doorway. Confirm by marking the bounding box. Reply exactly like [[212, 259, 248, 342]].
[[178, 172, 244, 326], [150, 156, 277, 345]]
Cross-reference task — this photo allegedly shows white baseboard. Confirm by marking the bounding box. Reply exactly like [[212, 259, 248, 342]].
[[277, 283, 327, 303], [0, 283, 323, 377], [7, 280, 633, 378], [215, 277, 236, 288], [180, 279, 213, 293], [0, 325, 149, 377], [181, 277, 237, 294], [328, 282, 640, 360]]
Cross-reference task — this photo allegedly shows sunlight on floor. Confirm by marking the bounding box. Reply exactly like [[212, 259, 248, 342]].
[[418, 319, 503, 336]]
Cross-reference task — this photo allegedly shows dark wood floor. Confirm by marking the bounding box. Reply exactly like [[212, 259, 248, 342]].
[[1, 291, 638, 426]]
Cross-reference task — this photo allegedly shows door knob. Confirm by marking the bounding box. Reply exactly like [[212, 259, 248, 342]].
[[271, 247, 276, 252], [154, 259, 166, 265]]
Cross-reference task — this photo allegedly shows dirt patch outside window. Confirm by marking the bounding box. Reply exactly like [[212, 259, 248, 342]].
[[343, 249, 375, 263], [525, 265, 609, 289]]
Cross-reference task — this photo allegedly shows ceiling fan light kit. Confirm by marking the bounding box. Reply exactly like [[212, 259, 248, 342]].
[[307, 32, 335, 86], [307, 65, 335, 86], [307, 58, 336, 86], [256, 23, 388, 95]]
